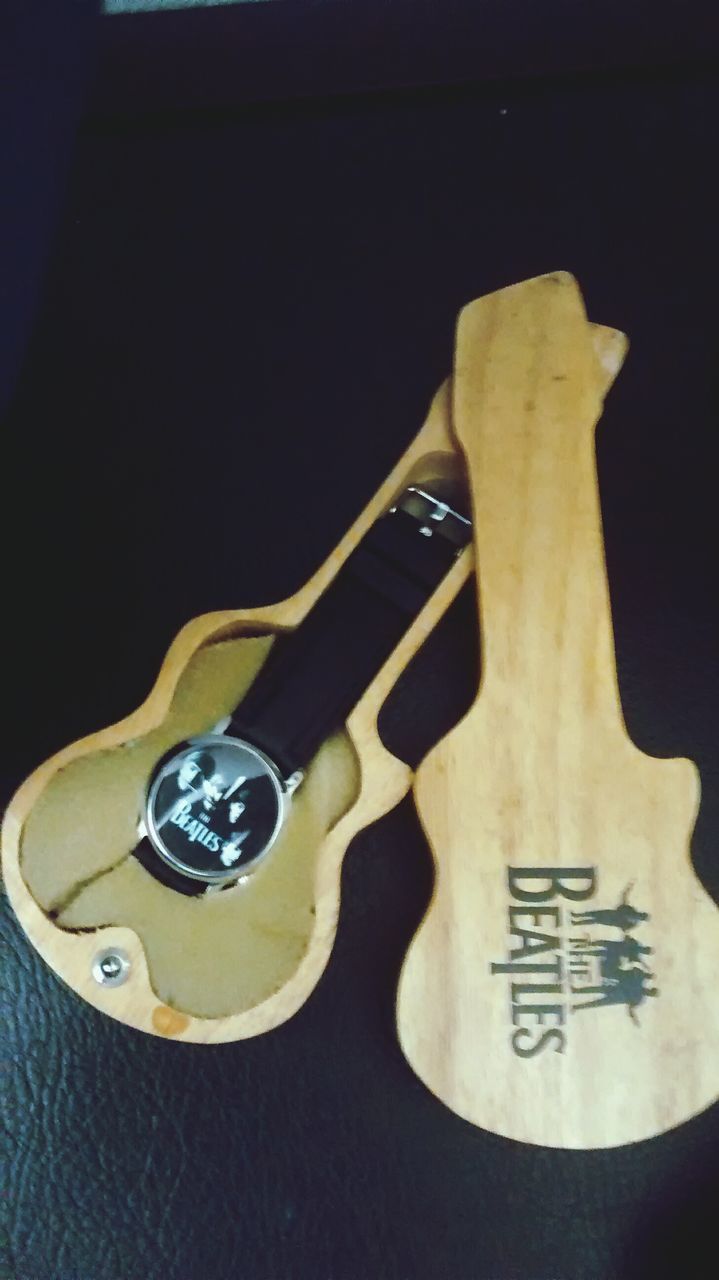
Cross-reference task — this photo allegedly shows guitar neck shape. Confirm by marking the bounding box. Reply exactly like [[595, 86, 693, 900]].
[[397, 272, 718, 1149]]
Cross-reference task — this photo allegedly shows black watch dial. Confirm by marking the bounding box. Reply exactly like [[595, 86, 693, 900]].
[[144, 735, 285, 885]]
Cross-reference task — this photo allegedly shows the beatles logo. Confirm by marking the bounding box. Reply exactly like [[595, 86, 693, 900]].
[[166, 750, 252, 867], [490, 868, 656, 1058]]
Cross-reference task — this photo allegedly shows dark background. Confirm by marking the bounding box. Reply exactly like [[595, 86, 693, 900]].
[[1, 3, 718, 1278]]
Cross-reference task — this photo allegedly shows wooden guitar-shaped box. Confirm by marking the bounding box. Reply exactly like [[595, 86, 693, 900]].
[[1, 282, 624, 1045], [1, 386, 476, 1041], [397, 273, 719, 1148]]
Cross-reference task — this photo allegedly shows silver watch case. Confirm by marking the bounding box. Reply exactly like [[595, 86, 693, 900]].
[[144, 733, 296, 888]]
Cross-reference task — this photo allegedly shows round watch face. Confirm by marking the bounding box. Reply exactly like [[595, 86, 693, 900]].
[[144, 735, 285, 885]]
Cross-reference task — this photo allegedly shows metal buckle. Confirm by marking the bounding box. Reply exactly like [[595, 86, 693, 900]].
[[392, 486, 472, 549]]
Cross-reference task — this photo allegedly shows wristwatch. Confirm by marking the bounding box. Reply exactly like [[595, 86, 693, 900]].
[[136, 487, 471, 894]]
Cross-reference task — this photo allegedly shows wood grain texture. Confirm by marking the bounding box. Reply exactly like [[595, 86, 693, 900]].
[[1, 294, 628, 1045], [397, 273, 719, 1148], [1, 382, 471, 1040]]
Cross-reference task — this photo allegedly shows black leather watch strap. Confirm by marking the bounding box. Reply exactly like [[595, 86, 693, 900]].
[[228, 489, 471, 778], [136, 489, 470, 896]]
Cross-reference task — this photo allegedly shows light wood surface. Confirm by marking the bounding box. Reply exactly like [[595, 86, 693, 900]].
[[1, 290, 628, 1047], [396, 273, 719, 1148], [1, 383, 472, 1039]]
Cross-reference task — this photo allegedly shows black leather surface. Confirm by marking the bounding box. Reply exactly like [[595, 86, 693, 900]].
[[2, 31, 719, 1280]]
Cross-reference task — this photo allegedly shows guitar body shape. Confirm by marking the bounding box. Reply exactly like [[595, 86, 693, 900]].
[[1, 387, 471, 1041], [397, 273, 719, 1148]]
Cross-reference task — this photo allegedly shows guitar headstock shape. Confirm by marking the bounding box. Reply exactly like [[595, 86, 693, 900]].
[[397, 273, 719, 1148]]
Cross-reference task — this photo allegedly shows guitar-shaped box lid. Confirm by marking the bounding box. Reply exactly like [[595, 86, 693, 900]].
[[397, 272, 719, 1149]]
